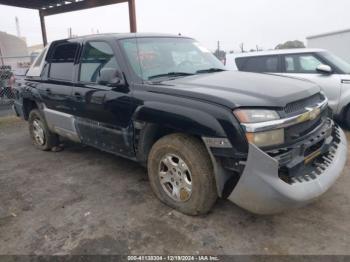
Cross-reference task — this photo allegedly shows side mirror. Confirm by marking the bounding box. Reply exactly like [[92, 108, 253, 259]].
[[97, 68, 125, 87], [316, 64, 333, 75]]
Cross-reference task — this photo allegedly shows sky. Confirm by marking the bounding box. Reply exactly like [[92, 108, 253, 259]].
[[0, 0, 350, 52]]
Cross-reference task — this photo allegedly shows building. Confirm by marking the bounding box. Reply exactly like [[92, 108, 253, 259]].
[[307, 28, 350, 63], [0, 31, 30, 73]]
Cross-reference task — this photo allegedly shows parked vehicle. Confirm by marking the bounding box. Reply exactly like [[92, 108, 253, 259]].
[[13, 34, 347, 215], [226, 49, 350, 126]]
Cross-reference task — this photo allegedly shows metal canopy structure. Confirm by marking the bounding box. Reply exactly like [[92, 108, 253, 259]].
[[0, 0, 137, 45]]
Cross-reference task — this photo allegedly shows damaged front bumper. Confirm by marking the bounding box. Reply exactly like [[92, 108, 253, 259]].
[[228, 125, 347, 214]]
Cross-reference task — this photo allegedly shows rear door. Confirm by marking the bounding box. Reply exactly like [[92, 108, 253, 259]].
[[280, 53, 341, 112], [38, 41, 79, 114]]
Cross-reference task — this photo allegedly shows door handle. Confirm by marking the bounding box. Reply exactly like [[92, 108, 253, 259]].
[[74, 92, 83, 100], [46, 88, 52, 94]]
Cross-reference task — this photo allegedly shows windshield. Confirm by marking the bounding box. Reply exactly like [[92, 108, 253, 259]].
[[320, 51, 350, 74], [120, 37, 225, 80]]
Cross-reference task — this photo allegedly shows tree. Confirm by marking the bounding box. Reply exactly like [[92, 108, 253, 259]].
[[275, 40, 305, 50]]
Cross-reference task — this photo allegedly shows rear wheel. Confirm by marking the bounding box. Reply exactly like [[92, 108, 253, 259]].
[[28, 109, 59, 151], [147, 134, 217, 215]]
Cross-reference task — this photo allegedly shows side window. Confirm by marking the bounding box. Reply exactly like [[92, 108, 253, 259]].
[[79, 41, 119, 84], [26, 47, 48, 77], [285, 56, 295, 72], [239, 56, 279, 73], [235, 57, 248, 70], [33, 49, 46, 68], [284, 54, 323, 73], [49, 43, 78, 81]]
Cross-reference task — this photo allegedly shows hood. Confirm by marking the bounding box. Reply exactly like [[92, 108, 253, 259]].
[[150, 71, 321, 109]]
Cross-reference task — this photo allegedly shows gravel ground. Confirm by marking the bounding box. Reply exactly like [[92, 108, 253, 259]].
[[0, 117, 349, 255], [0, 104, 13, 117]]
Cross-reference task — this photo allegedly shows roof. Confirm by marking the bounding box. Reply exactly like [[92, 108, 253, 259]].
[[226, 48, 327, 58], [0, 0, 129, 16], [55, 32, 189, 42], [307, 28, 350, 39]]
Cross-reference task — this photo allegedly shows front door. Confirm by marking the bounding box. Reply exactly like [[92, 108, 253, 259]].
[[72, 40, 134, 157]]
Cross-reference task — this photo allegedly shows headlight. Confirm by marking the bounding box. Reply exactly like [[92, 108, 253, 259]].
[[234, 109, 280, 123], [234, 109, 284, 147]]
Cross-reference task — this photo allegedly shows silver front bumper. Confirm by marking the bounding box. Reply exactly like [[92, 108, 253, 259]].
[[228, 126, 347, 215]]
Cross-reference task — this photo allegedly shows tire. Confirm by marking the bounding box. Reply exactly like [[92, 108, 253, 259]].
[[28, 109, 59, 151], [147, 133, 217, 215]]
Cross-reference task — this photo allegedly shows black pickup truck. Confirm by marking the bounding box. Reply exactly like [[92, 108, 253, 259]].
[[13, 33, 347, 215]]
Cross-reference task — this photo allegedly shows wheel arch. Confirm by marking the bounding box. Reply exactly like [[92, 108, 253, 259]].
[[132, 102, 228, 165], [132, 102, 245, 198], [22, 98, 40, 120]]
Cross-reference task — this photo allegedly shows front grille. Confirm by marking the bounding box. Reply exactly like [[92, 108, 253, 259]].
[[284, 93, 323, 114], [284, 109, 327, 143]]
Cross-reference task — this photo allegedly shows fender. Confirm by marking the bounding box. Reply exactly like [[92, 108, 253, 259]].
[[132, 100, 248, 197], [14, 79, 45, 120], [133, 101, 228, 138]]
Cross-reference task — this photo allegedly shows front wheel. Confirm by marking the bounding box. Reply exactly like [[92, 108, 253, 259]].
[[147, 134, 217, 215], [28, 109, 59, 151]]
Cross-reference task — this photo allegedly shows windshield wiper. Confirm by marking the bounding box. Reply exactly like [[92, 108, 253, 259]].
[[148, 72, 194, 80], [196, 68, 227, 74]]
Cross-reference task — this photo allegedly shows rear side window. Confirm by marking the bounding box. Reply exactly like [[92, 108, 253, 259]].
[[48, 43, 78, 81], [283, 54, 323, 73], [26, 47, 48, 77], [33, 49, 46, 68], [79, 41, 119, 83], [236, 55, 279, 73]]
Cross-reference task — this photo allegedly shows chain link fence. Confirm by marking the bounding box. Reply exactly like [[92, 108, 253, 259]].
[[0, 65, 15, 106], [0, 55, 34, 107]]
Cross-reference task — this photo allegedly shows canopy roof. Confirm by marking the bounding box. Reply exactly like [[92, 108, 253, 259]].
[[0, 0, 130, 16], [0, 0, 137, 45]]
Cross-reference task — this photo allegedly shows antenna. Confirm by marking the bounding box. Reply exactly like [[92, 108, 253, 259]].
[[15, 16, 21, 37], [68, 27, 72, 38]]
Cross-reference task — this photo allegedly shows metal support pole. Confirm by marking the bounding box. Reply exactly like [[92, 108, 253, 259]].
[[0, 48, 4, 66], [39, 11, 48, 46], [128, 0, 137, 32]]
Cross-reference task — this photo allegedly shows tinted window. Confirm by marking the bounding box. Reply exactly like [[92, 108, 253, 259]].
[[79, 41, 119, 83], [236, 56, 279, 72], [284, 54, 323, 73], [49, 43, 78, 81]]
